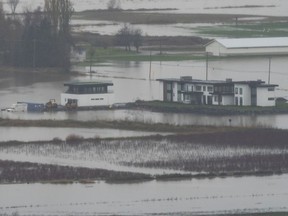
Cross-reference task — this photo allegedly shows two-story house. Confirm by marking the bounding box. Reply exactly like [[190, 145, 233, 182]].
[[157, 77, 278, 107]]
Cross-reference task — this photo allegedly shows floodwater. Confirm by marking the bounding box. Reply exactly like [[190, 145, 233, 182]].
[[1, 57, 288, 129], [2, 108, 288, 129], [71, 20, 215, 37], [8, 0, 288, 16], [1, 174, 288, 216], [1, 1, 288, 215], [0, 127, 168, 142]]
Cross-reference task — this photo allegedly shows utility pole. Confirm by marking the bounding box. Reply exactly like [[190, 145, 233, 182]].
[[268, 57, 271, 84], [206, 52, 209, 80], [149, 51, 152, 80], [33, 39, 36, 68]]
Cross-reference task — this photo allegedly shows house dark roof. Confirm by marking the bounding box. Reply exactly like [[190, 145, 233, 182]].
[[156, 78, 224, 85], [64, 81, 113, 87], [157, 78, 278, 88]]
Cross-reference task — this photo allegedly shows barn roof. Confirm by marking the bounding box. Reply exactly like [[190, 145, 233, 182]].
[[211, 37, 288, 49]]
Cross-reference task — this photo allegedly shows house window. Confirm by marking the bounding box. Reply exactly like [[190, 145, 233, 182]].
[[195, 85, 202, 91], [166, 83, 172, 91], [177, 94, 181, 102], [235, 87, 238, 94], [235, 97, 238, 105], [203, 86, 206, 91], [214, 96, 218, 102], [208, 86, 213, 92], [239, 88, 243, 95], [268, 87, 275, 91], [240, 97, 243, 106], [268, 97, 275, 101]]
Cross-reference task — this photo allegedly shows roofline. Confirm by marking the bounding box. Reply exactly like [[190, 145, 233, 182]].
[[157, 78, 278, 87], [156, 78, 221, 85], [64, 81, 113, 87], [210, 37, 288, 49]]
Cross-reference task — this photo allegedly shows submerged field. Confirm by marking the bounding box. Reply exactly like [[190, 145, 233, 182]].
[[1, 127, 288, 184]]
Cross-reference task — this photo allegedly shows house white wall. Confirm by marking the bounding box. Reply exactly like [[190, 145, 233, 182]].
[[206, 41, 225, 56], [61, 93, 114, 107], [220, 47, 288, 56], [234, 84, 251, 106], [222, 95, 234, 105], [212, 95, 234, 105], [206, 41, 288, 56], [257, 87, 276, 107]]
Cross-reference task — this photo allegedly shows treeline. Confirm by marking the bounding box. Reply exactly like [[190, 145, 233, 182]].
[[0, 0, 73, 69]]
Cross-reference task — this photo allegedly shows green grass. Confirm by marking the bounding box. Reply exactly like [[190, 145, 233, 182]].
[[81, 47, 202, 65], [135, 100, 288, 115]]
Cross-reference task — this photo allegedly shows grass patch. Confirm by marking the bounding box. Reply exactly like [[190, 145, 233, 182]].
[[79, 47, 202, 65], [133, 100, 288, 115]]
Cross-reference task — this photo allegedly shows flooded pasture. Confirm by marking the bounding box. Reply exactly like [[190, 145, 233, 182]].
[[1, 174, 288, 216]]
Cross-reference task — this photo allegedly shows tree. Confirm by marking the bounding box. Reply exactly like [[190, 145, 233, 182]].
[[107, 0, 121, 11], [44, 0, 74, 69], [132, 28, 143, 52], [115, 24, 143, 52], [8, 0, 20, 19], [116, 23, 132, 51]]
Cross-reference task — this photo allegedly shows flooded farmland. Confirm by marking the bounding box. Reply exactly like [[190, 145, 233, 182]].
[[1, 0, 288, 215]]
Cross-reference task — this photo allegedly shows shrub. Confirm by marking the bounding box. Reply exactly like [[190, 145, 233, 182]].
[[65, 134, 84, 145]]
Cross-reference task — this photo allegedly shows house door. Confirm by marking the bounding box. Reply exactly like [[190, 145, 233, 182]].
[[207, 96, 213, 105]]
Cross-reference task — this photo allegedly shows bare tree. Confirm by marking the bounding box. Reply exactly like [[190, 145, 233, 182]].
[[116, 23, 132, 51], [107, 0, 121, 11], [116, 24, 143, 52], [8, 0, 20, 19], [132, 28, 143, 52]]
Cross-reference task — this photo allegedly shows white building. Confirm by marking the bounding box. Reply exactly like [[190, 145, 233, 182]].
[[61, 81, 114, 108], [213, 80, 278, 107], [157, 77, 278, 107], [158, 76, 218, 105], [205, 37, 288, 56]]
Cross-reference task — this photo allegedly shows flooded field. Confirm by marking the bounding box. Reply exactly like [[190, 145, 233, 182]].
[[1, 1, 288, 215], [1, 174, 288, 216], [7, 0, 288, 16]]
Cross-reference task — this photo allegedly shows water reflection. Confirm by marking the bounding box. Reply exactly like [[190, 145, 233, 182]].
[[1, 109, 288, 129]]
